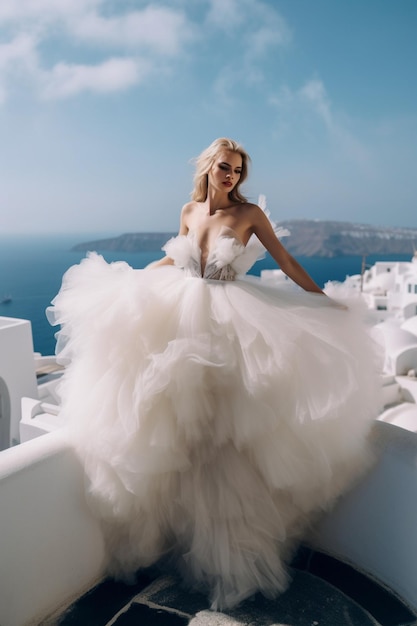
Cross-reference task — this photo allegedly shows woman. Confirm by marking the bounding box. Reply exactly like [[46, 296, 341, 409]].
[[48, 138, 380, 610], [151, 138, 325, 293]]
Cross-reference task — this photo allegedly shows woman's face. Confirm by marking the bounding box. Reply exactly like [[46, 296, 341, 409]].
[[208, 150, 242, 195]]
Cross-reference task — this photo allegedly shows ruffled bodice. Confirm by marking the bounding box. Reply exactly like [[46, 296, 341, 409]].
[[162, 196, 291, 281], [163, 226, 276, 280]]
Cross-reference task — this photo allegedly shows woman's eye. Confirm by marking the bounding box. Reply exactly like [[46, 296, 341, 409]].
[[219, 164, 228, 171]]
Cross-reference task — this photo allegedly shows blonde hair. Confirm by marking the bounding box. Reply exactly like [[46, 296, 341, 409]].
[[191, 138, 250, 203]]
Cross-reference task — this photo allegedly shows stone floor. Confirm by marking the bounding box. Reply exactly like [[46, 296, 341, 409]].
[[43, 548, 417, 626]]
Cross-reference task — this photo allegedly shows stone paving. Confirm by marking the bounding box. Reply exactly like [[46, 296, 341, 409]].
[[43, 549, 417, 626]]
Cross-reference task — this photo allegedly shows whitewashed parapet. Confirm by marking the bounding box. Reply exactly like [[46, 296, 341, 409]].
[[309, 421, 417, 614], [0, 317, 38, 449], [0, 431, 106, 626]]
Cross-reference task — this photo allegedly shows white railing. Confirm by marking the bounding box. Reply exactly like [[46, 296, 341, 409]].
[[0, 430, 106, 626], [0, 317, 38, 449], [310, 421, 417, 614]]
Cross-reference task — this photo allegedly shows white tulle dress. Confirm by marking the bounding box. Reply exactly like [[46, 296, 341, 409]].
[[48, 225, 380, 610]]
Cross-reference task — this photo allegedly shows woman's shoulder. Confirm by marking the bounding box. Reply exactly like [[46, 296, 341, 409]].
[[181, 201, 199, 216], [244, 201, 261, 211], [235, 201, 263, 221], [180, 201, 201, 233], [245, 201, 272, 221], [236, 200, 261, 211]]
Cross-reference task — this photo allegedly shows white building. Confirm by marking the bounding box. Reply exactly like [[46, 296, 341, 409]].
[[342, 252, 417, 323], [0, 317, 38, 450], [0, 316, 63, 449]]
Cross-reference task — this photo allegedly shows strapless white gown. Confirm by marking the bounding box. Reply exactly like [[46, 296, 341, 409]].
[[47, 227, 380, 610]]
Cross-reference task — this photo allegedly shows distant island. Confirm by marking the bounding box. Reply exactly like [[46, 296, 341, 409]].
[[72, 220, 417, 258], [73, 232, 176, 253]]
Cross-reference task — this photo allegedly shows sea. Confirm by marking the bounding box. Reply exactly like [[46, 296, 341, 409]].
[[0, 234, 412, 357]]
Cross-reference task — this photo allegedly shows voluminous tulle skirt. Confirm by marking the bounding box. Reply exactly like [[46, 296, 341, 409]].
[[47, 253, 380, 609]]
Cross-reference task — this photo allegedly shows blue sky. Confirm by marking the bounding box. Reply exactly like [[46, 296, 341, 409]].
[[0, 0, 416, 234]]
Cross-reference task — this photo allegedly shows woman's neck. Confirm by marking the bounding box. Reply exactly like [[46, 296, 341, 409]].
[[204, 186, 230, 215]]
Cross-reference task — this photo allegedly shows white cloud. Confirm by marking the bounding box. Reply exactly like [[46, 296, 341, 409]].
[[41, 57, 146, 99], [0, 0, 291, 103], [69, 6, 194, 55], [207, 0, 291, 102], [0, 1, 193, 55], [0, 32, 39, 102], [206, 0, 245, 30], [300, 79, 373, 170], [206, 0, 291, 51], [269, 78, 373, 172], [244, 3, 291, 61], [300, 79, 333, 129], [0, 32, 37, 69], [0, 0, 100, 22], [0, 1, 195, 102]]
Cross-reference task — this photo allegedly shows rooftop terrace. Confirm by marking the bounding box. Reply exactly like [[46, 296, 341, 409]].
[[43, 548, 416, 626]]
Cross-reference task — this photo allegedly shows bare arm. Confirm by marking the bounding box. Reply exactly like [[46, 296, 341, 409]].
[[147, 204, 190, 269], [251, 206, 325, 294]]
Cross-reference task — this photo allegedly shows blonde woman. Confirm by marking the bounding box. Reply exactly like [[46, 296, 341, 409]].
[[152, 137, 325, 292], [48, 138, 379, 610]]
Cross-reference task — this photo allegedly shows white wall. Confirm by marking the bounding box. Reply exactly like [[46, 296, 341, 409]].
[[0, 318, 38, 449], [310, 421, 417, 614], [0, 431, 106, 626], [396, 376, 417, 403]]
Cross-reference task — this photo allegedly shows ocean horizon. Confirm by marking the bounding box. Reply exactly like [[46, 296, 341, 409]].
[[0, 234, 412, 357]]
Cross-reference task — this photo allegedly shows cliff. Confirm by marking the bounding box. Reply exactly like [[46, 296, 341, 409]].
[[72, 220, 417, 258], [72, 232, 176, 253]]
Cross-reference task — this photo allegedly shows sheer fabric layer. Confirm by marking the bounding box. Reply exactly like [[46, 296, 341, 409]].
[[47, 241, 380, 610]]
